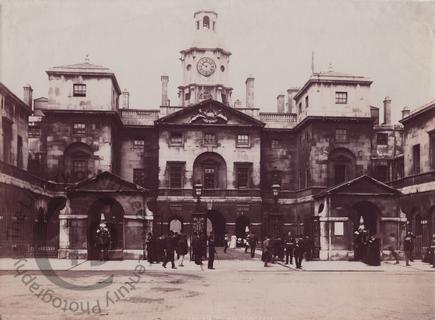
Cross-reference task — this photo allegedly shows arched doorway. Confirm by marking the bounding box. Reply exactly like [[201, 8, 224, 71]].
[[169, 217, 183, 234], [350, 202, 380, 236], [235, 215, 250, 239], [206, 210, 225, 246], [87, 198, 124, 260]]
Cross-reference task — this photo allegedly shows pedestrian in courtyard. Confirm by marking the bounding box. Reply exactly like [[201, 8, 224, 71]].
[[387, 233, 400, 264], [192, 233, 204, 270], [163, 231, 177, 269], [294, 237, 305, 269], [404, 232, 414, 266], [224, 233, 229, 253], [249, 232, 257, 258], [244, 233, 250, 253], [407, 231, 416, 262], [157, 234, 166, 262], [146, 232, 155, 264], [284, 232, 295, 265], [208, 235, 216, 269], [176, 233, 188, 267], [262, 235, 272, 267]]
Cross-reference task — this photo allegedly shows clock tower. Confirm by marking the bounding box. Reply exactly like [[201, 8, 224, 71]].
[[178, 10, 233, 106]]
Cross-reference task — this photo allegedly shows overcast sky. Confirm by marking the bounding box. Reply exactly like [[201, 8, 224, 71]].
[[1, 0, 434, 123]]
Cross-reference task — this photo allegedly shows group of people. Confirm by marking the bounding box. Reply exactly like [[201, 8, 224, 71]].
[[145, 231, 216, 270], [262, 233, 313, 269]]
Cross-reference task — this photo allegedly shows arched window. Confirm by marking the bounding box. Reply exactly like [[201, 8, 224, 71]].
[[203, 16, 210, 29]]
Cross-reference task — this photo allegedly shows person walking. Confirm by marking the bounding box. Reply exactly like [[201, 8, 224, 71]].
[[223, 233, 229, 253], [176, 233, 188, 267], [387, 233, 400, 264], [285, 232, 295, 265], [262, 235, 272, 267], [208, 235, 216, 269], [244, 233, 250, 253], [294, 237, 305, 269], [404, 232, 413, 266], [163, 232, 177, 269], [249, 232, 257, 258]]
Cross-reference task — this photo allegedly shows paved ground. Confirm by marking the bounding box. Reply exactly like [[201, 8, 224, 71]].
[[0, 249, 434, 320]]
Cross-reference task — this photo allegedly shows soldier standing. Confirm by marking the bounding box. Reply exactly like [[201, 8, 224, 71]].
[[163, 231, 177, 269], [285, 232, 295, 265], [404, 232, 413, 266], [249, 232, 257, 258], [294, 237, 305, 269], [208, 235, 216, 269]]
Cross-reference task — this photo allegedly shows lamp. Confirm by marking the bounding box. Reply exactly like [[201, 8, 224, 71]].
[[271, 183, 281, 205]]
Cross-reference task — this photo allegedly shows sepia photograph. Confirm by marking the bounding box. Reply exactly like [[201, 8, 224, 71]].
[[0, 0, 434, 319]]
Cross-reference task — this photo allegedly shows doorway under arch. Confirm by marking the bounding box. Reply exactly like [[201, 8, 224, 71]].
[[87, 198, 124, 260], [235, 215, 250, 239], [206, 210, 226, 246]]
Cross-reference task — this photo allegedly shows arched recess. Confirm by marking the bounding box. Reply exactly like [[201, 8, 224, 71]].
[[64, 142, 94, 182], [328, 148, 356, 186], [193, 152, 227, 190], [87, 198, 124, 260], [203, 16, 210, 28]]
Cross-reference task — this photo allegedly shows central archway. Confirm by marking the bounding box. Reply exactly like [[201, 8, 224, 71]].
[[87, 198, 124, 260], [235, 215, 250, 239], [206, 210, 226, 246], [193, 152, 227, 191]]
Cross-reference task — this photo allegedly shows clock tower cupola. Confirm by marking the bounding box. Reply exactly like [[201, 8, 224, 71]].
[[178, 10, 233, 106]]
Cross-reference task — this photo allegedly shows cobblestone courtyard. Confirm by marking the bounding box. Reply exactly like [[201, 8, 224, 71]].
[[0, 249, 434, 320]]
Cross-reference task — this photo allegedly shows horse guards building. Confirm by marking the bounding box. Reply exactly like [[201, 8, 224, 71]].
[[1, 11, 434, 261]]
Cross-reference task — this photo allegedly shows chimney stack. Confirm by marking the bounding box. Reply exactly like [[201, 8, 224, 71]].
[[286, 87, 299, 113], [234, 99, 242, 109], [383, 96, 392, 124], [121, 89, 130, 109], [245, 76, 255, 108], [23, 84, 33, 110], [161, 74, 169, 106], [402, 107, 410, 119], [277, 94, 285, 113]]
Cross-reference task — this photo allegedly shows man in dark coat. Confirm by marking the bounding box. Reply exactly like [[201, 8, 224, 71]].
[[208, 235, 216, 269], [294, 237, 305, 269], [284, 232, 295, 265], [249, 232, 257, 258], [163, 232, 177, 269], [404, 232, 414, 266], [262, 235, 272, 267]]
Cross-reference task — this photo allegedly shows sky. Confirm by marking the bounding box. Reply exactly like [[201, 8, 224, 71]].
[[0, 0, 434, 123]]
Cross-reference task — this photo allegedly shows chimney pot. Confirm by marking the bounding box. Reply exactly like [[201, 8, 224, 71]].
[[121, 89, 130, 109], [245, 76, 255, 108], [402, 107, 410, 119], [23, 84, 33, 110], [277, 94, 285, 113], [161, 75, 169, 106], [286, 87, 299, 113], [383, 96, 392, 124]]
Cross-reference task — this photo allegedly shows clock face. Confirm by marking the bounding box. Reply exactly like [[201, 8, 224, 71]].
[[197, 57, 216, 77]]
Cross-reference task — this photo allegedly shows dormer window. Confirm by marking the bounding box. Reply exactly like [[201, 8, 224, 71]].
[[73, 84, 86, 97], [203, 16, 210, 29]]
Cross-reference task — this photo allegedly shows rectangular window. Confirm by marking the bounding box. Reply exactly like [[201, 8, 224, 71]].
[[133, 138, 145, 149], [17, 135, 23, 169], [271, 139, 280, 150], [170, 132, 183, 145], [377, 133, 388, 145], [335, 92, 348, 104], [2, 119, 12, 164], [169, 165, 183, 189], [236, 166, 251, 188], [305, 96, 309, 108], [204, 167, 216, 189], [236, 134, 250, 147], [73, 84, 86, 97], [298, 102, 302, 114], [335, 129, 347, 143], [72, 159, 87, 180], [203, 133, 217, 146], [413, 144, 420, 174], [73, 123, 86, 135], [133, 168, 145, 187]]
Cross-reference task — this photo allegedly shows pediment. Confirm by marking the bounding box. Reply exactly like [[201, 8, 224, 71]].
[[323, 175, 400, 196], [67, 171, 147, 193], [156, 99, 264, 127]]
